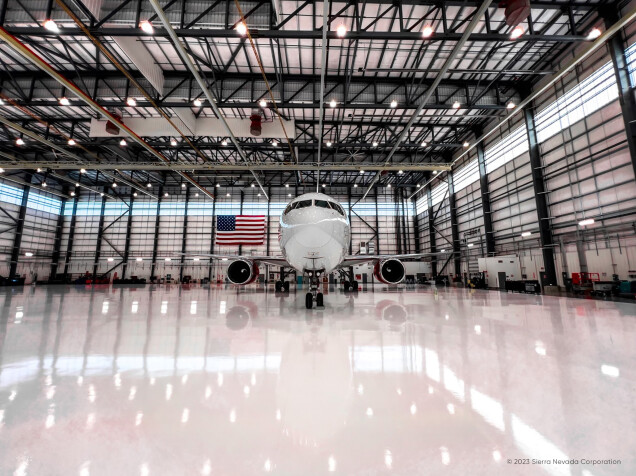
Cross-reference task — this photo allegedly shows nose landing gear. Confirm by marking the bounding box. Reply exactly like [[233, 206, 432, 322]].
[[305, 270, 325, 309]]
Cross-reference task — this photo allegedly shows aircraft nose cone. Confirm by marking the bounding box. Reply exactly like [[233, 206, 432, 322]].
[[295, 222, 333, 248]]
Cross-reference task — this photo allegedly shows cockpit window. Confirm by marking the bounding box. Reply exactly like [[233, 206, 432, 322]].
[[283, 203, 294, 215], [315, 200, 330, 209], [330, 203, 345, 215], [294, 200, 313, 209]]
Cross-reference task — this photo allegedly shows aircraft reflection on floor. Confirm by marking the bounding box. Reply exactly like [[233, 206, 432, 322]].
[[0, 285, 634, 475]]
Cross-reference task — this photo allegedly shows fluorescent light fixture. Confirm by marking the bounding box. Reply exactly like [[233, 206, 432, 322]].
[[107, 258, 114, 262], [360, 170, 365, 173], [193, 257, 200, 261], [235, 22, 247, 36], [510, 25, 524, 40], [136, 257, 143, 262], [165, 257, 171, 262], [587, 27, 601, 40], [601, 364, 619, 377], [578, 218, 595, 226], [467, 243, 474, 248], [421, 25, 434, 38], [25, 252, 33, 257], [43, 19, 60, 33], [139, 20, 154, 34], [336, 24, 347, 37], [521, 231, 532, 237]]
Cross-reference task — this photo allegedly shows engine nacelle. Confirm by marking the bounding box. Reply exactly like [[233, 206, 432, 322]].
[[226, 259, 259, 285], [373, 259, 406, 285]]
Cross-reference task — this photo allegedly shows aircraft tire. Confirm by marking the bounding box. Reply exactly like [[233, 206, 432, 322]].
[[343, 280, 350, 291], [305, 292, 313, 309], [283, 281, 290, 292], [352, 280, 359, 291], [316, 293, 324, 307], [275, 281, 282, 292]]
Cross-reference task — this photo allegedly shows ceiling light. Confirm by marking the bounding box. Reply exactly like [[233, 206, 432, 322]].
[[463, 141, 470, 148], [398, 170, 403, 174], [170, 138, 177, 146], [326, 141, 332, 147], [236, 22, 247, 36], [59, 97, 70, 106], [521, 231, 531, 237], [165, 257, 171, 262], [226, 193, 230, 197], [272, 140, 278, 147], [433, 170, 438, 175], [107, 257, 114, 262], [372, 142, 378, 147], [16, 137, 24, 146], [75, 183, 80, 187], [353, 184, 358, 188], [251, 183, 255, 188], [120, 139, 127, 146], [70, 191, 75, 196], [506, 101, 516, 109], [0, 98, 4, 105], [417, 184, 421, 188], [195, 193, 199, 197], [587, 27, 601, 40], [112, 182, 117, 188], [390, 100, 397, 108], [257, 193, 261, 197], [221, 140, 228, 146], [421, 25, 434, 38], [322, 184, 326, 188], [133, 192, 138, 197], [41, 182, 47, 187], [579, 218, 595, 226], [387, 183, 391, 188], [285, 184, 289, 188], [0, 168, 4, 173], [139, 20, 154, 34], [193, 98, 202, 107], [336, 24, 347, 38], [164, 192, 169, 197], [68, 138, 76, 146], [181, 183, 186, 188], [216, 183, 220, 188], [467, 243, 474, 248], [452, 101, 461, 109], [136, 257, 143, 262], [259, 99, 267, 108], [510, 25, 524, 40], [80, 168, 86, 173], [43, 19, 60, 33], [329, 99, 337, 108], [100, 192, 104, 196], [126, 97, 137, 107], [147, 183, 152, 188], [288, 193, 291, 197], [421, 141, 427, 147], [359, 170, 364, 174], [25, 252, 33, 257], [37, 168, 42, 172]]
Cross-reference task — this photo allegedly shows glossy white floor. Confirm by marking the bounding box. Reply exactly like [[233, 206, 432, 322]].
[[0, 284, 634, 476]]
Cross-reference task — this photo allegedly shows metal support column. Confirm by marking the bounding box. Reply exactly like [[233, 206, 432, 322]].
[[179, 188, 190, 282], [238, 190, 244, 256], [448, 171, 461, 276], [412, 192, 421, 254], [150, 184, 164, 280], [475, 128, 496, 255], [208, 184, 217, 282], [394, 188, 402, 254], [427, 187, 437, 276], [523, 102, 557, 286], [50, 193, 67, 279], [63, 192, 78, 277], [92, 188, 107, 278], [9, 173, 32, 280], [602, 5, 636, 179], [374, 188, 380, 254], [121, 193, 135, 279]]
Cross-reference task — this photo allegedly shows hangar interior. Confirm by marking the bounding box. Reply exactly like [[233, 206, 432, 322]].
[[1, 0, 636, 475]]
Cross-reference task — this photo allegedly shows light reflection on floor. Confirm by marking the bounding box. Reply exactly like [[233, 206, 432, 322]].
[[0, 283, 634, 475]]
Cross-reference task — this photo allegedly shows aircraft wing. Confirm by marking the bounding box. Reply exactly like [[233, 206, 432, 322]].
[[181, 253, 289, 268], [338, 252, 438, 267]]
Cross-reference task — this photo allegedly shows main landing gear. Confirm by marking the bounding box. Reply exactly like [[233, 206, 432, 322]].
[[305, 270, 324, 309], [337, 269, 358, 292], [275, 280, 290, 292]]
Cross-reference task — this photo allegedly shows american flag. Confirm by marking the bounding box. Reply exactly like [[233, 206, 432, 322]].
[[215, 215, 266, 245]]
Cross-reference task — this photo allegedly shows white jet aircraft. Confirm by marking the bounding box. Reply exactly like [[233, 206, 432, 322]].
[[200, 192, 433, 309]]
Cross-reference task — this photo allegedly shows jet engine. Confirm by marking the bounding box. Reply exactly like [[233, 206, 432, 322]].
[[226, 259, 259, 285], [373, 258, 406, 284]]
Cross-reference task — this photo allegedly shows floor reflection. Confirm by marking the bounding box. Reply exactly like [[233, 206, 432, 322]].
[[0, 284, 634, 475]]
